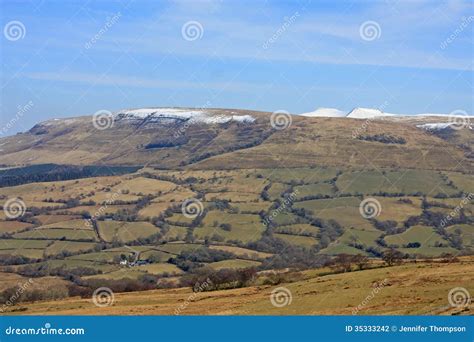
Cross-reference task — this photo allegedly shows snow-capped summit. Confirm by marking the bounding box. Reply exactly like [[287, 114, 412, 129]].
[[299, 106, 472, 120], [114, 108, 255, 124], [300, 107, 347, 118], [346, 107, 395, 119], [298, 107, 395, 119]]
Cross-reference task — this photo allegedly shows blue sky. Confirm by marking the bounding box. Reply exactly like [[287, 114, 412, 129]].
[[0, 0, 473, 135]]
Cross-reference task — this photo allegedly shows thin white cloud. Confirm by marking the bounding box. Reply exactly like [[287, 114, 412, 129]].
[[23, 71, 271, 93]]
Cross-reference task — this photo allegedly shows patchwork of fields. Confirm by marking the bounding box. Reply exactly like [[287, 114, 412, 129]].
[[0, 165, 472, 312]]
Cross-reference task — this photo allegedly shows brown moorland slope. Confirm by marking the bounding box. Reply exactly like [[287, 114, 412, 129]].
[[3, 257, 473, 316], [0, 108, 471, 171]]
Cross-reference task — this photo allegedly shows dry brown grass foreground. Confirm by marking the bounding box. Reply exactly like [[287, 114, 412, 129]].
[[4, 257, 473, 316]]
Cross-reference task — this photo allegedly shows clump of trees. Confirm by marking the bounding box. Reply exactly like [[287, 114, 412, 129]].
[[0, 285, 69, 305], [328, 254, 369, 273], [179, 267, 258, 291], [169, 248, 235, 272], [144, 136, 189, 149], [382, 249, 405, 266], [405, 242, 421, 248], [219, 223, 232, 231], [0, 164, 140, 187], [357, 134, 406, 145], [0, 255, 37, 266]]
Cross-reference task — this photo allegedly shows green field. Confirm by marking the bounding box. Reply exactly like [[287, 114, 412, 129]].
[[230, 202, 271, 214], [267, 182, 289, 200], [320, 243, 369, 256], [384, 225, 451, 249], [294, 183, 335, 199], [271, 211, 301, 226], [138, 202, 171, 218], [165, 213, 195, 226], [205, 191, 260, 202], [274, 233, 318, 248], [336, 228, 382, 247], [447, 224, 474, 248], [255, 167, 338, 184], [0, 221, 33, 234], [336, 170, 459, 196], [208, 245, 273, 260], [0, 239, 52, 249], [207, 259, 261, 270], [111, 177, 176, 195], [97, 221, 160, 243], [194, 212, 265, 243], [0, 248, 45, 259], [375, 197, 422, 223], [314, 207, 376, 230], [162, 226, 188, 241], [136, 263, 183, 275], [294, 197, 360, 211], [443, 172, 474, 193], [154, 243, 203, 255], [274, 224, 320, 237], [36, 219, 92, 230], [68, 251, 124, 263], [13, 228, 97, 241], [45, 241, 98, 256]]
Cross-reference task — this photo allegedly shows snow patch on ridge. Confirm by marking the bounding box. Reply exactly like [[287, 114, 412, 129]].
[[416, 123, 451, 130], [416, 122, 471, 130], [346, 108, 395, 119], [114, 108, 255, 124], [41, 118, 79, 126], [300, 107, 347, 117], [299, 107, 472, 119]]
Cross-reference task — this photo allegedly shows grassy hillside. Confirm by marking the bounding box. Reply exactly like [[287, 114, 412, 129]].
[[3, 258, 472, 315]]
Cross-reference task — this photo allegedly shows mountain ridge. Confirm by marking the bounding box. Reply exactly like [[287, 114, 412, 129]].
[[0, 107, 471, 172], [300, 106, 472, 119]]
